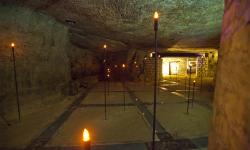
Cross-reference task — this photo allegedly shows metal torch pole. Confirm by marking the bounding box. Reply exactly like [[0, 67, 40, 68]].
[[185, 75, 187, 97], [187, 65, 192, 114], [200, 58, 203, 92], [123, 68, 126, 111], [104, 47, 107, 120], [12, 46, 21, 121], [192, 81, 195, 107], [152, 13, 158, 150]]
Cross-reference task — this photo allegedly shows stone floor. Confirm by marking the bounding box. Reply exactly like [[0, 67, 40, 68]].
[[0, 80, 212, 150]]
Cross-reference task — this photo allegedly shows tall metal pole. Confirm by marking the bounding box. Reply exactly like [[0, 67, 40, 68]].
[[107, 75, 110, 96], [122, 66, 126, 111], [192, 80, 196, 107], [143, 57, 146, 85], [103, 44, 107, 120], [11, 43, 21, 121], [157, 56, 160, 96], [185, 75, 187, 97], [200, 57, 204, 92], [152, 12, 159, 150], [187, 65, 192, 114]]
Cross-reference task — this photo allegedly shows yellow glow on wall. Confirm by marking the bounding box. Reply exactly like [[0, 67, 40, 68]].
[[170, 62, 179, 74], [162, 58, 169, 77], [162, 58, 180, 77]]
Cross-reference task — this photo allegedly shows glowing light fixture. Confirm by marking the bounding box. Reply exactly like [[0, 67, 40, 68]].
[[171, 62, 179, 75], [162, 58, 169, 77], [150, 52, 155, 58]]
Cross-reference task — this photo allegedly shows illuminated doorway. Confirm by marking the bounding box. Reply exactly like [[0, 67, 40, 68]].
[[161, 57, 198, 78], [169, 61, 179, 75], [162, 58, 180, 77]]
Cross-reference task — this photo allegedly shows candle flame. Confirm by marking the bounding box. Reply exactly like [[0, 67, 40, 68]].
[[82, 128, 90, 142], [154, 12, 159, 19], [122, 64, 126, 68], [11, 43, 15, 47]]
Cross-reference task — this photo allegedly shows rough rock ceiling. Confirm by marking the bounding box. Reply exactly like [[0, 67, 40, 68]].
[[0, 0, 224, 52]]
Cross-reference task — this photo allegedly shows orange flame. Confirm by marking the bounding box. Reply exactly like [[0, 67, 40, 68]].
[[103, 44, 107, 49], [122, 64, 126, 68], [11, 43, 15, 48], [154, 12, 159, 19], [83, 128, 90, 142]]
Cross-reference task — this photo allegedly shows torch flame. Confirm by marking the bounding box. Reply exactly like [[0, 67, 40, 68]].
[[103, 44, 107, 49], [154, 12, 159, 19], [11, 43, 15, 47], [83, 128, 90, 142]]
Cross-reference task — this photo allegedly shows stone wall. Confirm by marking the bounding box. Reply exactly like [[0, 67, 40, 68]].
[[0, 5, 100, 119], [69, 46, 100, 80], [208, 0, 250, 149], [0, 6, 71, 96], [126, 49, 162, 81]]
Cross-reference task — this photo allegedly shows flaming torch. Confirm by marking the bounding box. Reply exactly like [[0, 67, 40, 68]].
[[82, 128, 91, 150]]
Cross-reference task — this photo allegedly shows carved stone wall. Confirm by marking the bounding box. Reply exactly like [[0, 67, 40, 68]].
[[208, 0, 250, 149]]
